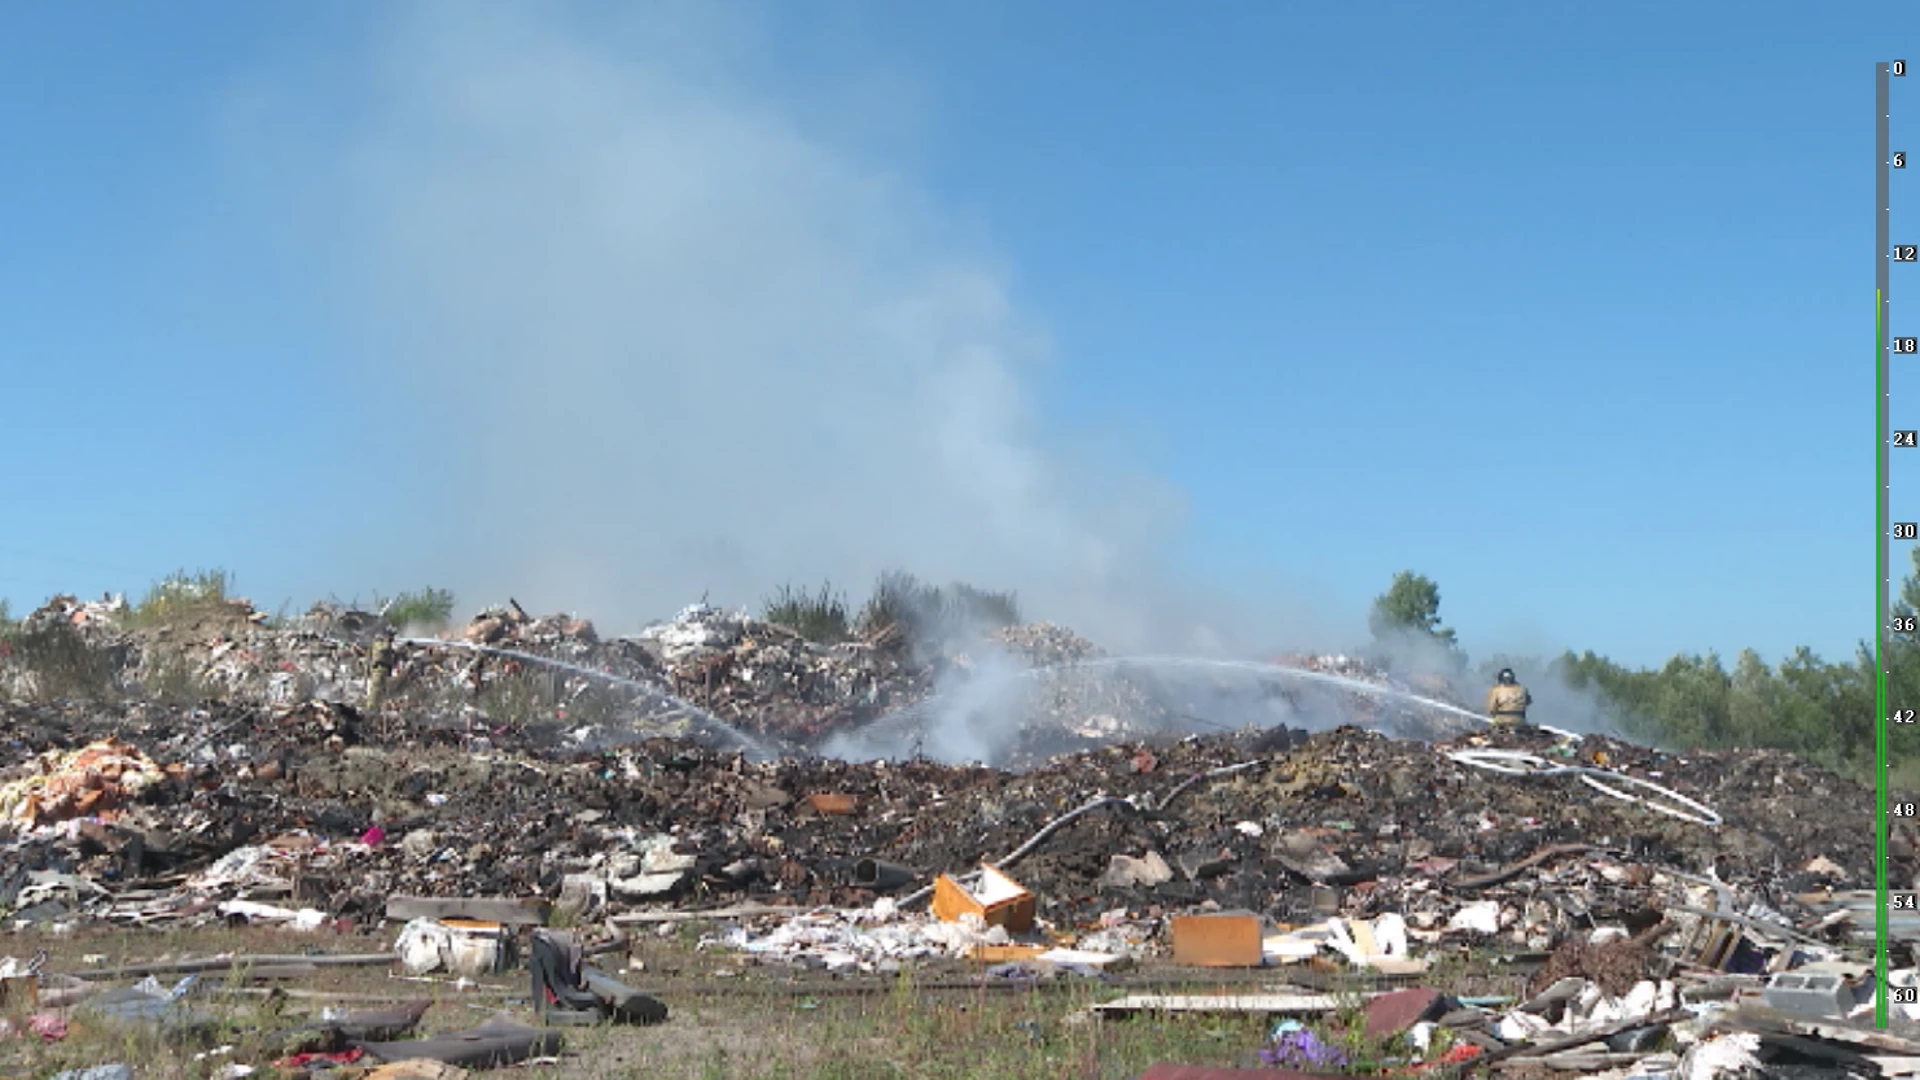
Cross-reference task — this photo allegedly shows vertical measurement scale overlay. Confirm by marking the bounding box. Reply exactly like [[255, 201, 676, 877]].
[[1879, 59, 1892, 1032], [1884, 58, 1916, 1032]]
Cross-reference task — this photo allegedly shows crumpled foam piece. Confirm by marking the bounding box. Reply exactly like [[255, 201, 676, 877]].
[[1325, 913, 1409, 967], [1677, 1032, 1762, 1080], [1448, 900, 1501, 935], [1497, 1010, 1553, 1042], [1408, 1020, 1436, 1055], [218, 900, 327, 931]]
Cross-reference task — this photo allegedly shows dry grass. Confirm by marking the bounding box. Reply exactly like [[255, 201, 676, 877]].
[[0, 926, 1290, 1079], [762, 582, 852, 645]]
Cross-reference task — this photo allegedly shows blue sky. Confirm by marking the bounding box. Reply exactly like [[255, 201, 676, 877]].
[[0, 1, 1910, 669]]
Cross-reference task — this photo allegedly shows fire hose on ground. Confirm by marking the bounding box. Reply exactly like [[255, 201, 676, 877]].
[[1444, 749, 1722, 827]]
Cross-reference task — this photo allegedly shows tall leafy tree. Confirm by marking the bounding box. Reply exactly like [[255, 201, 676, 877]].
[[1369, 571, 1458, 646]]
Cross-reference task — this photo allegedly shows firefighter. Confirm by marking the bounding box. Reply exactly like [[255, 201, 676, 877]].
[[1485, 667, 1531, 727], [367, 628, 397, 711]]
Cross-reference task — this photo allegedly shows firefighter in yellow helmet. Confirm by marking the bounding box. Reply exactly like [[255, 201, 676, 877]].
[[367, 627, 397, 712], [1485, 667, 1531, 727]]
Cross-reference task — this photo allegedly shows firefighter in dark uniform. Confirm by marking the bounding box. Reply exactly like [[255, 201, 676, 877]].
[[1485, 667, 1531, 727], [367, 628, 398, 711]]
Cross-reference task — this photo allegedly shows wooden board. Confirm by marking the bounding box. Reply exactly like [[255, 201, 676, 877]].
[[1090, 993, 1355, 1017], [384, 896, 551, 926]]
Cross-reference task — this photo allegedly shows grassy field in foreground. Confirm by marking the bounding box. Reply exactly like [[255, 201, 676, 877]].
[[0, 925, 1407, 1080]]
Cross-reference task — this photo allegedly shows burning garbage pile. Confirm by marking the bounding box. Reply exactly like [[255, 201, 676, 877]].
[[1, 591, 1490, 767], [0, 705, 1897, 932], [0, 592, 1896, 929], [3, 590, 1911, 1077], [0, 709, 1910, 1076]]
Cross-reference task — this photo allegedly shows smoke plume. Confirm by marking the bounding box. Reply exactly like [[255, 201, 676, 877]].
[[219, 0, 1331, 658], [220, 2, 1633, 760], [1362, 627, 1627, 738]]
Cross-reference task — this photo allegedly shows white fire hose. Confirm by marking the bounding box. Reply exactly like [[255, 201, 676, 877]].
[[1446, 748, 1723, 827]]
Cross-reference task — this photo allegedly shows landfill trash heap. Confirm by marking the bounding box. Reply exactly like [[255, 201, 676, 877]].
[[0, 592, 1905, 956], [6, 594, 1918, 1080], [0, 594, 1480, 762]]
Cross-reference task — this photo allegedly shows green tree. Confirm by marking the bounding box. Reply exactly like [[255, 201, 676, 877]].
[[1648, 652, 1732, 747], [1368, 571, 1458, 647], [1778, 645, 1876, 765], [1889, 546, 1920, 735]]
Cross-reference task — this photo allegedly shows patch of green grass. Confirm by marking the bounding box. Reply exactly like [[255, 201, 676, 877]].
[[1890, 756, 1920, 794], [854, 571, 1022, 653], [946, 583, 1021, 630], [475, 669, 563, 726], [769, 979, 1269, 1080], [382, 587, 457, 632], [763, 582, 852, 644], [127, 568, 234, 628], [8, 621, 123, 701]]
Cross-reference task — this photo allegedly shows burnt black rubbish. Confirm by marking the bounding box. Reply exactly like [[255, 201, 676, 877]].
[[355, 1015, 562, 1068], [854, 859, 914, 892], [530, 929, 668, 1027]]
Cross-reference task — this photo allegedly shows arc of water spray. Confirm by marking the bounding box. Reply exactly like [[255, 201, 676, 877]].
[[851, 654, 1510, 743], [1082, 656, 1494, 726], [391, 636, 774, 758]]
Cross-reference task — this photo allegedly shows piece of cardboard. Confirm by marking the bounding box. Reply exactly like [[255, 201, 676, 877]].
[[970, 944, 1048, 962], [804, 794, 858, 816], [1327, 914, 1415, 971], [1172, 914, 1265, 968], [932, 864, 1036, 932], [0, 975, 38, 1010]]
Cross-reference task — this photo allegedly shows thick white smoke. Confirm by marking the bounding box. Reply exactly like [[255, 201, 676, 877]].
[[219, 0, 1337, 659], [221, 3, 1644, 763]]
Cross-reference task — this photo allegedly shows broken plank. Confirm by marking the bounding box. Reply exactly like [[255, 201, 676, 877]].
[[60, 953, 395, 980], [384, 896, 551, 925], [1501, 1051, 1667, 1070], [1724, 1004, 1920, 1054], [970, 945, 1047, 963], [1091, 993, 1356, 1017], [209, 963, 323, 982], [1477, 1009, 1689, 1067], [609, 903, 803, 924]]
